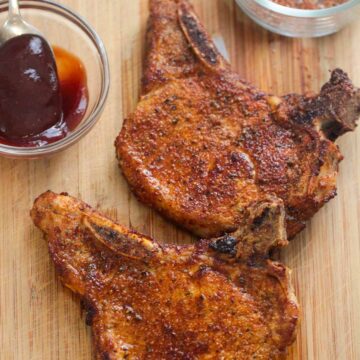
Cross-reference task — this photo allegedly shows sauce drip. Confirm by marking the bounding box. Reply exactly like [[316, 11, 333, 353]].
[[0, 42, 88, 147]]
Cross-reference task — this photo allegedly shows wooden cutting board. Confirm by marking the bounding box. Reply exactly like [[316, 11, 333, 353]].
[[1, 0, 359, 359]]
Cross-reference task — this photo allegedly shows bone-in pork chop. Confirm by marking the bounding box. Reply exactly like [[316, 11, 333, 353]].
[[31, 191, 298, 359], [116, 0, 360, 239]]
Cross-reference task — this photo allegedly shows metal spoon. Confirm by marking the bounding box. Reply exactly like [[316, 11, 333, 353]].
[[0, 0, 43, 45]]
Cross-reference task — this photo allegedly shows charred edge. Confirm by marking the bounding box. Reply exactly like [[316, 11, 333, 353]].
[[210, 235, 237, 255], [91, 223, 119, 245], [292, 106, 318, 126], [180, 12, 218, 66], [284, 93, 319, 126], [251, 208, 271, 230], [88, 221, 155, 262], [82, 300, 97, 326], [101, 353, 111, 360], [321, 121, 345, 142], [89, 223, 134, 257]]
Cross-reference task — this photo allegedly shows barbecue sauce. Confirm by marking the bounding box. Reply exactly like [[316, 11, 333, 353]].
[[0, 36, 88, 147]]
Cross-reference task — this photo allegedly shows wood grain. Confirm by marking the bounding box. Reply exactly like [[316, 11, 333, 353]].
[[0, 0, 359, 359]]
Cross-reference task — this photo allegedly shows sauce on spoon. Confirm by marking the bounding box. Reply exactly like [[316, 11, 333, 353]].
[[0, 35, 88, 147], [0, 34, 62, 138]]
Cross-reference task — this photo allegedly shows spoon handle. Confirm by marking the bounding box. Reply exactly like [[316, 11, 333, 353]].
[[8, 0, 20, 18]]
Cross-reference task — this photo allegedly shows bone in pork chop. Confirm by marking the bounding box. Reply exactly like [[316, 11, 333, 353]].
[[116, 0, 360, 239], [31, 191, 298, 360]]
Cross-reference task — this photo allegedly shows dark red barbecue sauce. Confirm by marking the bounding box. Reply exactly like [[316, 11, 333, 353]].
[[0, 35, 88, 147]]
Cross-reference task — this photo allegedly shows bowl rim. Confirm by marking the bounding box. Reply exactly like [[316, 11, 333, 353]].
[[252, 0, 360, 17], [0, 0, 110, 158]]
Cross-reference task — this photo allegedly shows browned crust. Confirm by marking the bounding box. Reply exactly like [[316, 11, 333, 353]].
[[31, 191, 299, 359], [116, 0, 359, 240], [142, 0, 203, 95]]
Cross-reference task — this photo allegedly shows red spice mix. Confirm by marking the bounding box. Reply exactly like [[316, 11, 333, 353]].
[[272, 0, 348, 9]]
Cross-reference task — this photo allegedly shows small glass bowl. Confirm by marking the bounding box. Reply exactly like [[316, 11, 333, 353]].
[[235, 0, 360, 38], [0, 0, 110, 159]]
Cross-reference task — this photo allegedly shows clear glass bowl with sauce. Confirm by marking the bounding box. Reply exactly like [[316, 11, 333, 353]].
[[235, 0, 360, 38], [0, 0, 110, 158]]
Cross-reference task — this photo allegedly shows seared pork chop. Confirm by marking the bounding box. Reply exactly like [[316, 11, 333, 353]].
[[31, 191, 298, 359], [116, 0, 360, 239]]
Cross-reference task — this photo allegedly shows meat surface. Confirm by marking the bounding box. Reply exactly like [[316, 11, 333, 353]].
[[116, 0, 360, 239], [31, 191, 299, 359]]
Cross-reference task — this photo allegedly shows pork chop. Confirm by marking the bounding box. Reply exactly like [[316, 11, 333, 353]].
[[115, 0, 360, 239], [31, 191, 298, 359]]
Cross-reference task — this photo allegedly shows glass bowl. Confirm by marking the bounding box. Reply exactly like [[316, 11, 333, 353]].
[[0, 0, 110, 159], [235, 0, 360, 38]]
